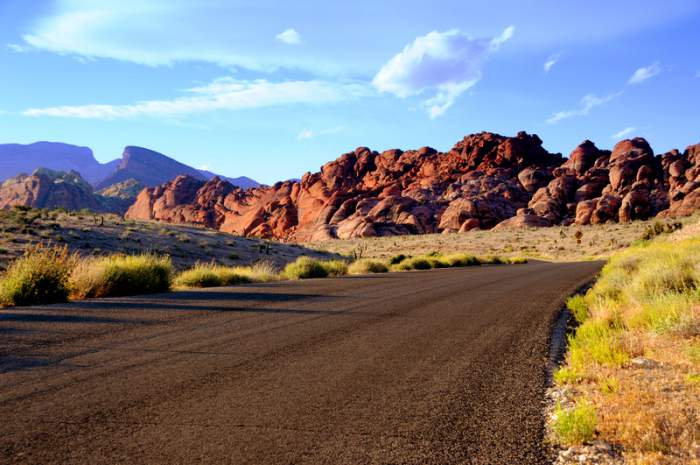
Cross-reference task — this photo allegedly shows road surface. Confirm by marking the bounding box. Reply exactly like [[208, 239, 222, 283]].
[[0, 261, 601, 464]]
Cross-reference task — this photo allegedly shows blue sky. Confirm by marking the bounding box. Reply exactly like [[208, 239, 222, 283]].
[[0, 0, 699, 183]]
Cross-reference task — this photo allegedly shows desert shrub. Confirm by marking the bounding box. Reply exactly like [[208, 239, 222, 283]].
[[484, 255, 504, 265], [175, 262, 280, 288], [283, 256, 329, 279], [234, 261, 280, 282], [440, 253, 481, 267], [388, 254, 407, 265], [0, 244, 75, 307], [320, 259, 348, 276], [552, 402, 597, 445], [70, 254, 173, 299], [177, 233, 191, 243], [507, 257, 528, 264], [174, 263, 252, 288], [174, 264, 223, 288], [348, 259, 389, 275], [394, 256, 433, 271]]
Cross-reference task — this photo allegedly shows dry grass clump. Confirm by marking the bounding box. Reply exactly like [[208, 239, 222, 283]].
[[348, 259, 389, 275], [174, 261, 280, 288], [70, 254, 173, 299], [551, 238, 700, 461], [389, 252, 523, 271], [283, 256, 348, 280], [0, 244, 75, 307]]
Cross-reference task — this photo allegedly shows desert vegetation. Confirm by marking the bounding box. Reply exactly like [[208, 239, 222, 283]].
[[0, 206, 335, 272], [307, 216, 699, 263], [0, 242, 525, 302], [549, 234, 700, 463]]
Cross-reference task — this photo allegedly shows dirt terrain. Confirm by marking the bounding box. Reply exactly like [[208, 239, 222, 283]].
[[0, 208, 333, 271]]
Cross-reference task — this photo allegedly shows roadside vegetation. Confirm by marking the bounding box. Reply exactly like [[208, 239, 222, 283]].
[[550, 234, 700, 463], [0, 242, 525, 305]]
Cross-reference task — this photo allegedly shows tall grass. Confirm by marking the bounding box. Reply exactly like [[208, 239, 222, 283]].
[[283, 256, 349, 280], [0, 244, 75, 307], [552, 236, 700, 456], [70, 254, 173, 299], [174, 261, 280, 288], [348, 259, 389, 275]]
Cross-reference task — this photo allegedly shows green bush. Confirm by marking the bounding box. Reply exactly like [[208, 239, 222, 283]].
[[551, 402, 597, 445], [283, 256, 329, 280], [0, 244, 75, 307], [348, 259, 389, 275], [70, 254, 173, 299]]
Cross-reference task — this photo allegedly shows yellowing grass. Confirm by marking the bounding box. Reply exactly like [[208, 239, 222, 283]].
[[0, 244, 75, 307], [552, 238, 700, 461], [174, 262, 280, 288], [70, 254, 173, 298]]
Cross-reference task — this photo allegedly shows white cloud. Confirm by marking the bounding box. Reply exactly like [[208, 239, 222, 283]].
[[23, 78, 371, 119], [543, 53, 560, 72], [297, 126, 344, 140], [372, 26, 514, 119], [297, 130, 315, 140], [547, 92, 622, 124], [628, 62, 661, 84], [198, 163, 210, 171], [276, 28, 302, 45], [611, 127, 636, 139]]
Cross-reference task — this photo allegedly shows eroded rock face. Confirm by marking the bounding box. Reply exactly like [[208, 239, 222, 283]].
[[0, 169, 103, 211], [125, 133, 700, 239]]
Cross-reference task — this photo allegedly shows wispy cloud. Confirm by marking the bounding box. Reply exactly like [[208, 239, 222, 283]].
[[297, 126, 344, 140], [547, 92, 622, 124], [543, 53, 560, 72], [6, 43, 31, 53], [611, 126, 636, 139], [628, 62, 661, 84], [276, 28, 302, 45], [16, 2, 330, 73], [372, 26, 514, 119], [23, 78, 371, 119]]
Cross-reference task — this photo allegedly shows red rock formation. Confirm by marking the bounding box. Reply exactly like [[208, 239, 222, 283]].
[[0, 169, 103, 211], [125, 132, 700, 240]]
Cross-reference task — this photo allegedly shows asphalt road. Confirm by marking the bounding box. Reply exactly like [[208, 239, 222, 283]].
[[0, 261, 601, 465]]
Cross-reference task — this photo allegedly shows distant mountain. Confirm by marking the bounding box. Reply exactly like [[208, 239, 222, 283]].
[[95, 146, 206, 189], [0, 142, 118, 185], [0, 142, 260, 191], [95, 146, 260, 190]]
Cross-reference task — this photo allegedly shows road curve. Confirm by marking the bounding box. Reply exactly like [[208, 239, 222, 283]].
[[0, 260, 601, 465]]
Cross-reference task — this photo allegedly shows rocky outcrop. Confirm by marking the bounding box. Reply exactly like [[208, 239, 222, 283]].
[[126, 132, 700, 240], [0, 169, 103, 211]]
